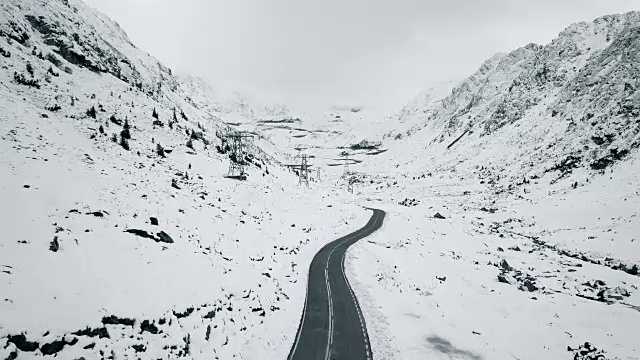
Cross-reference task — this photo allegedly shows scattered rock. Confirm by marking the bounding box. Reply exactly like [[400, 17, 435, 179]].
[[433, 212, 446, 219], [5, 350, 17, 360], [40, 339, 66, 355], [156, 231, 174, 244], [497, 247, 504, 252], [7, 334, 39, 352], [124, 229, 155, 240], [568, 342, 611, 360], [140, 320, 158, 334], [497, 273, 516, 284], [519, 279, 539, 292], [23, 184, 30, 188], [436, 276, 447, 282], [399, 198, 419, 207], [150, 217, 158, 226], [132, 344, 146, 353], [73, 327, 109, 339], [102, 315, 135, 326], [508, 245, 521, 251], [500, 259, 512, 271], [173, 307, 194, 319]]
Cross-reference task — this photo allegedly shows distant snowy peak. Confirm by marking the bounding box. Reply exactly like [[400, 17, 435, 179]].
[[175, 74, 290, 123]]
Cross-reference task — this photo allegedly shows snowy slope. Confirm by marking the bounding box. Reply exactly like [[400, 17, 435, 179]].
[[345, 11, 640, 360], [0, 1, 369, 359], [379, 11, 640, 186]]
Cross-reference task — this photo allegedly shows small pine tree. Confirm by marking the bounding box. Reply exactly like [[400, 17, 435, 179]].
[[120, 136, 130, 150], [186, 138, 193, 149], [99, 125, 105, 134], [87, 106, 96, 119], [111, 133, 118, 143], [120, 127, 130, 140], [152, 108, 158, 119], [26, 62, 34, 76], [124, 118, 130, 130], [173, 107, 177, 122], [168, 120, 174, 129], [156, 143, 165, 157]]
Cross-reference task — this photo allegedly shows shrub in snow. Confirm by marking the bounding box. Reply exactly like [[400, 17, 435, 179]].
[[49, 236, 60, 252], [63, 66, 72, 74], [0, 46, 10, 58], [156, 143, 165, 157], [26, 62, 34, 76], [86, 106, 96, 118], [109, 114, 122, 126], [47, 66, 59, 77], [45, 52, 62, 67], [13, 71, 41, 89], [120, 136, 130, 150], [152, 107, 158, 119], [120, 127, 130, 140], [45, 104, 61, 112]]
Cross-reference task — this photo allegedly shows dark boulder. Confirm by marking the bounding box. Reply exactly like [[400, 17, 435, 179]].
[[7, 334, 39, 352], [156, 231, 174, 244]]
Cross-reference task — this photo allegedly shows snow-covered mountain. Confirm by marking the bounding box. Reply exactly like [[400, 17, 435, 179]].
[[0, 0, 367, 359], [349, 12, 640, 360], [2, 1, 640, 360], [381, 11, 640, 185]]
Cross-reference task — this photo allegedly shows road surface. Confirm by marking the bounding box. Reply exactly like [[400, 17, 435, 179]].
[[288, 208, 385, 360]]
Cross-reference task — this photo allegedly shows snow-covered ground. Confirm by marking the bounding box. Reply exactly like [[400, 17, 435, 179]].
[[0, 51, 372, 360], [0, 0, 370, 358], [346, 150, 639, 360], [1, 0, 639, 359]]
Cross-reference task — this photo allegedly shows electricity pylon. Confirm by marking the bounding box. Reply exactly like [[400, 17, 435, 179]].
[[285, 153, 313, 187], [223, 130, 253, 179]]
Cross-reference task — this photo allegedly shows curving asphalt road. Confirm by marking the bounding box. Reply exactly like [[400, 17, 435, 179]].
[[288, 208, 385, 360]]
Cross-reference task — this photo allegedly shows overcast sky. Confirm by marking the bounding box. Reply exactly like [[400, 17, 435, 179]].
[[84, 0, 638, 113]]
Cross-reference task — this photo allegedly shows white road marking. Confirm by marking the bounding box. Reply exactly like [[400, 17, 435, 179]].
[[324, 249, 336, 360], [339, 211, 379, 360], [291, 210, 382, 360]]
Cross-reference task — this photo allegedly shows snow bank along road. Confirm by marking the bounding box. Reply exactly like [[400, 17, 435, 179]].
[[288, 208, 385, 360]]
